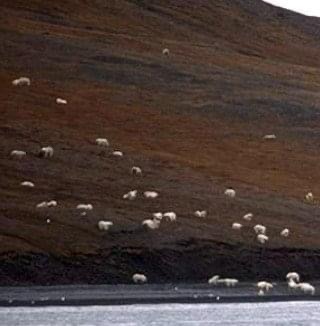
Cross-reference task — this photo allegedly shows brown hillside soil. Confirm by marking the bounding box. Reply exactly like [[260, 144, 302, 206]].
[[1, 0, 320, 284]]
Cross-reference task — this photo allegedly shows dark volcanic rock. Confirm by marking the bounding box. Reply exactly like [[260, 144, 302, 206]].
[[1, 244, 320, 285]]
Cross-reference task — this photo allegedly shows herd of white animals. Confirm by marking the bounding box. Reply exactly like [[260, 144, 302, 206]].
[[9, 76, 316, 295], [207, 272, 315, 296]]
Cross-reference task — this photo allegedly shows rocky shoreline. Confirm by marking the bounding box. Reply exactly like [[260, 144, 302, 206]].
[[0, 282, 319, 307], [1, 244, 320, 286]]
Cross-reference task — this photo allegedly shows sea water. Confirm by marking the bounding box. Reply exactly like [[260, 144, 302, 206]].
[[1, 301, 320, 325]]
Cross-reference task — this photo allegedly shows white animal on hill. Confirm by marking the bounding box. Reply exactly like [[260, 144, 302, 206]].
[[286, 272, 300, 283], [131, 166, 142, 175], [218, 278, 239, 287], [263, 134, 276, 140], [194, 210, 207, 218], [56, 98, 67, 105], [208, 275, 220, 285], [288, 278, 299, 290], [132, 273, 147, 284], [254, 224, 266, 235], [162, 48, 170, 55], [112, 151, 123, 157], [305, 192, 314, 203], [123, 190, 138, 200], [257, 281, 273, 292], [36, 200, 57, 208], [76, 204, 93, 210], [20, 181, 35, 188], [12, 77, 30, 86], [37, 201, 48, 208], [297, 283, 315, 295], [144, 191, 158, 199], [232, 222, 242, 230], [164, 212, 177, 222], [10, 150, 26, 159], [208, 275, 238, 287], [142, 218, 160, 230], [98, 221, 113, 231], [39, 146, 54, 158], [96, 138, 109, 147], [47, 200, 57, 207], [280, 228, 290, 237], [152, 212, 163, 220], [257, 234, 269, 244], [243, 213, 253, 221], [224, 188, 236, 198]]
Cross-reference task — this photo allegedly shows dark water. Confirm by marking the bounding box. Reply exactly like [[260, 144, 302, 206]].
[[1, 302, 320, 326]]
